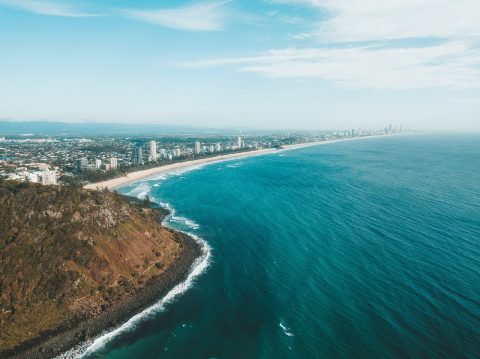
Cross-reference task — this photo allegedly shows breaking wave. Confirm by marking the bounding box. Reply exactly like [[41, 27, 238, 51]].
[[55, 191, 211, 358]]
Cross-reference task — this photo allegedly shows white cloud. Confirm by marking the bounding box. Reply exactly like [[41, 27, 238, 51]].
[[183, 41, 480, 90], [183, 1, 480, 89], [121, 2, 230, 31], [285, 0, 480, 43], [0, 0, 96, 17], [0, 0, 231, 31]]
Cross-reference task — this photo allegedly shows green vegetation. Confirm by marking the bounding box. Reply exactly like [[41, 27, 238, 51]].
[[0, 181, 181, 352]]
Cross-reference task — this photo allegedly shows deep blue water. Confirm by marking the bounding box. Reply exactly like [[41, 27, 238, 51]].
[[85, 135, 480, 358]]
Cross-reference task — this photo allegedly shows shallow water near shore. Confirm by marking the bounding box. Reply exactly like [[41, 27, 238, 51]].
[[83, 134, 480, 358]]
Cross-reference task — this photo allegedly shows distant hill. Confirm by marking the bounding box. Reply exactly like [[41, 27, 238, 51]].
[[0, 120, 203, 137], [0, 120, 272, 137], [0, 181, 200, 357]]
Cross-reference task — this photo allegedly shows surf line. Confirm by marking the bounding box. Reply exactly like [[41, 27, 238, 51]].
[[56, 198, 212, 358]]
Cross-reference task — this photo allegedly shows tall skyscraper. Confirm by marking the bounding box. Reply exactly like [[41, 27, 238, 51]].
[[149, 140, 157, 162], [194, 141, 201, 155], [132, 145, 143, 165], [237, 136, 243, 149], [110, 157, 118, 170], [77, 157, 88, 172]]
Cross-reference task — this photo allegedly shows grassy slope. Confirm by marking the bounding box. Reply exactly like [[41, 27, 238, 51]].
[[0, 181, 182, 351]]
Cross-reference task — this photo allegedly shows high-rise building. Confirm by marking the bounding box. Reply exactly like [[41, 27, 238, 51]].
[[215, 143, 221, 152], [149, 140, 157, 162], [110, 157, 118, 170], [237, 136, 243, 149], [132, 145, 143, 165], [77, 157, 88, 172], [95, 159, 102, 169], [41, 170, 58, 185], [194, 141, 201, 155]]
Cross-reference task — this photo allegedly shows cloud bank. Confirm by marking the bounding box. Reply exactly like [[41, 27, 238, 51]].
[[0, 0, 230, 31], [184, 41, 480, 89], [122, 2, 229, 32]]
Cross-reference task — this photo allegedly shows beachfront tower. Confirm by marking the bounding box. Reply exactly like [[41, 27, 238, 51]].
[[110, 157, 118, 170], [237, 136, 243, 149], [132, 145, 144, 165], [77, 157, 88, 172], [194, 141, 201, 155], [149, 140, 157, 162]]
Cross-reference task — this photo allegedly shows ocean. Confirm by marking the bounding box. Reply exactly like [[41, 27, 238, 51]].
[[78, 134, 480, 358]]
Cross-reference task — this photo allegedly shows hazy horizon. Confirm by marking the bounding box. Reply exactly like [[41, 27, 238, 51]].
[[1, 0, 479, 131], [2, 119, 476, 135]]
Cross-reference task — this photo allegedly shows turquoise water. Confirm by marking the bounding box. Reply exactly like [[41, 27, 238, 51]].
[[87, 135, 480, 358]]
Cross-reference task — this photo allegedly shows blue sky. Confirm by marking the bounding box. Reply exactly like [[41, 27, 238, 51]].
[[0, 0, 479, 130]]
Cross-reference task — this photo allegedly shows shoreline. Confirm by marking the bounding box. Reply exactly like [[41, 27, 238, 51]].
[[1, 207, 204, 359], [4, 134, 393, 358], [84, 135, 388, 191]]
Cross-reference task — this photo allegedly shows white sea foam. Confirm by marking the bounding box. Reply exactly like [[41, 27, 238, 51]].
[[226, 161, 243, 168], [158, 201, 175, 218], [165, 164, 205, 177], [136, 191, 148, 199], [55, 202, 211, 359], [279, 321, 294, 337], [124, 182, 151, 199], [149, 174, 167, 181], [170, 215, 200, 230]]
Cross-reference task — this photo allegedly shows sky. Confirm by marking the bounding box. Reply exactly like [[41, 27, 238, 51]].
[[0, 0, 479, 131]]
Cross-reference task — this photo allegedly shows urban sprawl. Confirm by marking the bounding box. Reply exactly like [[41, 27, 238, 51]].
[[0, 125, 405, 186]]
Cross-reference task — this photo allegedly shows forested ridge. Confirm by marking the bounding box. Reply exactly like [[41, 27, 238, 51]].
[[0, 181, 182, 352]]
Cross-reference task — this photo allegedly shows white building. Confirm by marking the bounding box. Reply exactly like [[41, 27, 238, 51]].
[[237, 136, 243, 149], [41, 170, 58, 185], [194, 141, 201, 155], [95, 159, 102, 169], [110, 157, 118, 170], [149, 140, 157, 162], [26, 172, 39, 183], [215, 143, 221, 152]]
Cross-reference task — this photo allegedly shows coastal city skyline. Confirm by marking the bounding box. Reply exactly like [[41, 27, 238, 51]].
[[1, 1, 479, 131], [0, 124, 405, 186], [1, 1, 479, 358]]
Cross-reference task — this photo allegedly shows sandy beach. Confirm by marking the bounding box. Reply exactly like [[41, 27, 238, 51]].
[[84, 136, 381, 191]]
